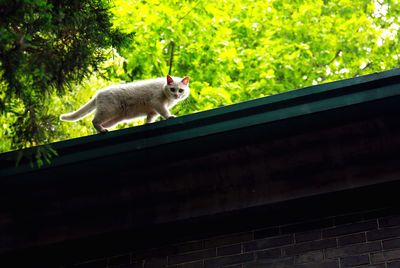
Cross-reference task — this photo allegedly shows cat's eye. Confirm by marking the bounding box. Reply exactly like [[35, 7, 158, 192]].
[[170, 88, 176, 92], [178, 89, 184, 93]]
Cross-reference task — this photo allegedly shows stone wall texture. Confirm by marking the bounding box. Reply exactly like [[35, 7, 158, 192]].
[[72, 208, 400, 268]]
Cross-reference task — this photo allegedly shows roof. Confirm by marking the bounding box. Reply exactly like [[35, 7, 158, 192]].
[[1, 68, 400, 177], [1, 68, 400, 263]]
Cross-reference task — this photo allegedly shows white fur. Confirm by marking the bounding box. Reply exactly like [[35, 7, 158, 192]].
[[60, 75, 190, 133]]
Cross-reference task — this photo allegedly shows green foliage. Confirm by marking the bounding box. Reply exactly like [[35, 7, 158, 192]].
[[1, 0, 400, 153], [0, 0, 128, 151], [109, 0, 400, 115]]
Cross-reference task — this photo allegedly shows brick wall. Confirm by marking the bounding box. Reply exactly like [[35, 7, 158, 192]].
[[72, 208, 400, 268]]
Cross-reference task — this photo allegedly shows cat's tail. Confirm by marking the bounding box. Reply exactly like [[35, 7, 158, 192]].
[[60, 97, 96, 121]]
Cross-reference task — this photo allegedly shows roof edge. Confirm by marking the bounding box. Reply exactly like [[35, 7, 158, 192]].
[[1, 68, 400, 177]]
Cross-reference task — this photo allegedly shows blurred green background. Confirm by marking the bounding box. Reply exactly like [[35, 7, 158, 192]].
[[1, 0, 400, 153]]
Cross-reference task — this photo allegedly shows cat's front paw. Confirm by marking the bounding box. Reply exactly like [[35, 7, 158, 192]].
[[168, 115, 176, 119]]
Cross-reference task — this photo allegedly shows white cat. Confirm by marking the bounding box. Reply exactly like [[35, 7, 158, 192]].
[[60, 75, 190, 133]]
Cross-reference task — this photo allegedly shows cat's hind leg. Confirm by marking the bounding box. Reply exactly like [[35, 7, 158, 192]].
[[92, 111, 111, 133], [92, 118, 108, 133], [102, 117, 123, 129]]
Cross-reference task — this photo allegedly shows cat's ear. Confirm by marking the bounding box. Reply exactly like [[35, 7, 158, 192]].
[[167, 75, 174, 85], [181, 76, 190, 86]]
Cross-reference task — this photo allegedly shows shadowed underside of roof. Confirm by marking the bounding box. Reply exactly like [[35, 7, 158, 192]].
[[1, 69, 400, 265]]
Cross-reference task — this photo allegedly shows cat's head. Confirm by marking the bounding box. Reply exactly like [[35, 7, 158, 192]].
[[164, 75, 190, 100]]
